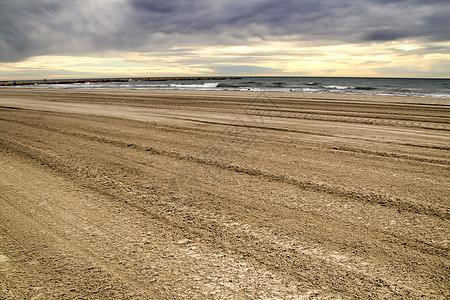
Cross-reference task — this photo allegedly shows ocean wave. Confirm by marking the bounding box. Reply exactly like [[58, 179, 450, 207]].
[[301, 88, 320, 92], [169, 82, 219, 89], [217, 83, 238, 88], [321, 85, 353, 90], [270, 81, 286, 87], [393, 88, 413, 93], [354, 86, 377, 90], [10, 77, 449, 98]]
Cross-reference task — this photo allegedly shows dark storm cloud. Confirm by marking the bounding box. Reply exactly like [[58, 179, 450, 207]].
[[131, 0, 177, 13], [0, 1, 69, 61], [129, 0, 450, 42], [0, 0, 134, 62], [129, 0, 336, 36], [0, 0, 449, 62], [364, 30, 409, 41]]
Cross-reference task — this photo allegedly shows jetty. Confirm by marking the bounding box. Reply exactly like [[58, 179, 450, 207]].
[[0, 77, 242, 86]]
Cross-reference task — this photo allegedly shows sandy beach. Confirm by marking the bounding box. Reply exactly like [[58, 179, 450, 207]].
[[0, 88, 448, 298]]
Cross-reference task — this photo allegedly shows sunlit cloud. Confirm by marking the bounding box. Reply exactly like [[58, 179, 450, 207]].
[[1, 40, 450, 80]]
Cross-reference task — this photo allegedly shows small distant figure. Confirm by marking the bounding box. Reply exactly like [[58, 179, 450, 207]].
[[44, 79, 47, 82]]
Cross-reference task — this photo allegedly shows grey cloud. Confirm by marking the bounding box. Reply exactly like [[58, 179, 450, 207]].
[[0, 0, 134, 62], [369, 0, 448, 3], [0, 1, 68, 61], [128, 0, 339, 36], [131, 0, 178, 13], [128, 0, 450, 46], [422, 11, 450, 42], [0, 0, 449, 62], [364, 30, 410, 41]]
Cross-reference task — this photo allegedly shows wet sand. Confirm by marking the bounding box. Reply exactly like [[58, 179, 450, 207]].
[[0, 88, 449, 298]]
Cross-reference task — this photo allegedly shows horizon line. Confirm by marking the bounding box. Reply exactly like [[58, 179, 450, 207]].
[[2, 75, 450, 83]]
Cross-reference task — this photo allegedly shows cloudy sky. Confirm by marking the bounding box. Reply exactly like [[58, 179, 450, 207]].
[[1, 0, 449, 80]]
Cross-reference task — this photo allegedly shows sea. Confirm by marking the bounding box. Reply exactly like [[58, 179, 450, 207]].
[[11, 77, 450, 98]]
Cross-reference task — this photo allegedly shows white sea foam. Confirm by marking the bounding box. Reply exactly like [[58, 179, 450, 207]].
[[169, 82, 219, 89], [322, 85, 354, 90], [302, 88, 319, 92]]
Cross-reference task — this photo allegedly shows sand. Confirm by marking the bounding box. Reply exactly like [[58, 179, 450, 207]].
[[0, 88, 448, 299]]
